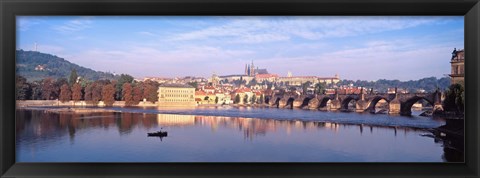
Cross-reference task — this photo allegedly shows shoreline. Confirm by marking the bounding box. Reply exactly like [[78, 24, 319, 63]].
[[17, 105, 445, 130]]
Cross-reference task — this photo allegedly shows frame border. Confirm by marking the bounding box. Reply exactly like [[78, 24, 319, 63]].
[[1, 0, 479, 177]]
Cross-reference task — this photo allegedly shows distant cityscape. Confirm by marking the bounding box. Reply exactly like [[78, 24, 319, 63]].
[[15, 48, 464, 117], [141, 48, 464, 108]]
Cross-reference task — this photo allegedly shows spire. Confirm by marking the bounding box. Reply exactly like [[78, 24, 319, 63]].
[[245, 64, 248, 75], [251, 61, 255, 76]]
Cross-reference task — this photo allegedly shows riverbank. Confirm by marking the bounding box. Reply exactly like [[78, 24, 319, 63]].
[[16, 100, 158, 107], [434, 119, 464, 138], [45, 107, 117, 113]]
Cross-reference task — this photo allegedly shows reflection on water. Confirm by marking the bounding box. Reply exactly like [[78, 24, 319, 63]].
[[16, 109, 460, 162]]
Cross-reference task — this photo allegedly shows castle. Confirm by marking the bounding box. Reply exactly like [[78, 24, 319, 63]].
[[244, 61, 269, 77]]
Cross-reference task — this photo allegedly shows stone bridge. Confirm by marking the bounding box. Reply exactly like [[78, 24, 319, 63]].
[[263, 88, 443, 116]]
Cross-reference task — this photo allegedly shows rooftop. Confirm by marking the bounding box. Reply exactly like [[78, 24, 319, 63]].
[[160, 83, 195, 88]]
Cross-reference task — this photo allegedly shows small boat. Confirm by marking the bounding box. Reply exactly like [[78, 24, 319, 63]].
[[147, 131, 168, 137]]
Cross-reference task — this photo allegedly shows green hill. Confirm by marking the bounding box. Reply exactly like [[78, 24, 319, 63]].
[[16, 50, 117, 82]]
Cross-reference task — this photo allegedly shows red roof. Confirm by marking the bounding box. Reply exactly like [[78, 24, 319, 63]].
[[195, 91, 206, 95], [204, 86, 215, 90], [234, 87, 252, 93]]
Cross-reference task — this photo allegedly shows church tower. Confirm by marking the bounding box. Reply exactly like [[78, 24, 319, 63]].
[[245, 64, 248, 75], [250, 61, 255, 76]]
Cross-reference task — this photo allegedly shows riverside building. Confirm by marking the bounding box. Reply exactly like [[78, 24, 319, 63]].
[[158, 83, 196, 107], [450, 48, 465, 85]]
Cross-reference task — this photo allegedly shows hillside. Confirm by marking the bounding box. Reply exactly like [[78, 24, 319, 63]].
[[16, 50, 117, 82]]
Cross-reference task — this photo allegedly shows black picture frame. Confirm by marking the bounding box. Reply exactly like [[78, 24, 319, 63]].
[[1, 0, 479, 177]]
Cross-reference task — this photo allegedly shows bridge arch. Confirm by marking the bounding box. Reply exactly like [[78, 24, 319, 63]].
[[273, 97, 282, 108], [366, 96, 389, 113], [285, 97, 295, 109], [341, 96, 357, 111], [301, 97, 313, 108], [401, 96, 434, 115], [264, 96, 272, 104], [319, 97, 333, 108]]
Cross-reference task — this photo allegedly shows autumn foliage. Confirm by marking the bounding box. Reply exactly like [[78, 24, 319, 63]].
[[16, 75, 161, 106], [122, 83, 134, 106], [41, 78, 55, 100], [92, 82, 104, 104], [59, 84, 71, 102], [143, 81, 159, 102], [102, 84, 116, 106], [132, 84, 143, 105], [71, 83, 82, 102], [84, 83, 93, 103]]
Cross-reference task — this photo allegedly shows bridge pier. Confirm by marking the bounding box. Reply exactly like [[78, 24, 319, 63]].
[[355, 100, 369, 112], [278, 98, 288, 108], [330, 99, 341, 111], [308, 98, 320, 110], [389, 99, 401, 114], [293, 98, 303, 108]]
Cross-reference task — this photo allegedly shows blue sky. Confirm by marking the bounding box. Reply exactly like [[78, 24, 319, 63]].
[[17, 16, 464, 81]]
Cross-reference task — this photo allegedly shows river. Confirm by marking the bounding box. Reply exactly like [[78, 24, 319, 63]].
[[15, 106, 460, 162]]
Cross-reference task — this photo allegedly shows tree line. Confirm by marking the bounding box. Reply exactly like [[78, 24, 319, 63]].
[[16, 71, 160, 106], [337, 77, 451, 93]]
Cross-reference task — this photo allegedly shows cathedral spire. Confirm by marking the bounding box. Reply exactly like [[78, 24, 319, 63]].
[[245, 64, 248, 75]]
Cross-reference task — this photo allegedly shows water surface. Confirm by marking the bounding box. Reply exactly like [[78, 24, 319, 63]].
[[16, 107, 451, 162]]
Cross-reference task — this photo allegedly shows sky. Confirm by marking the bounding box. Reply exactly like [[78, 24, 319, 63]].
[[16, 16, 464, 81]]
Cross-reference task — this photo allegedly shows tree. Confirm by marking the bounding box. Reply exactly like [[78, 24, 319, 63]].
[[30, 81, 42, 100], [132, 84, 143, 105], [54, 78, 69, 99], [302, 81, 312, 94], [102, 84, 116, 106], [314, 83, 326, 95], [16, 76, 31, 100], [41, 78, 55, 100], [443, 84, 464, 114], [71, 83, 82, 102], [91, 82, 104, 105], [187, 82, 198, 89], [122, 83, 134, 106], [215, 96, 219, 104], [234, 94, 240, 104], [69, 68, 78, 86], [249, 78, 257, 87], [59, 84, 71, 103], [143, 82, 159, 102], [115, 74, 134, 100], [84, 83, 93, 104]]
